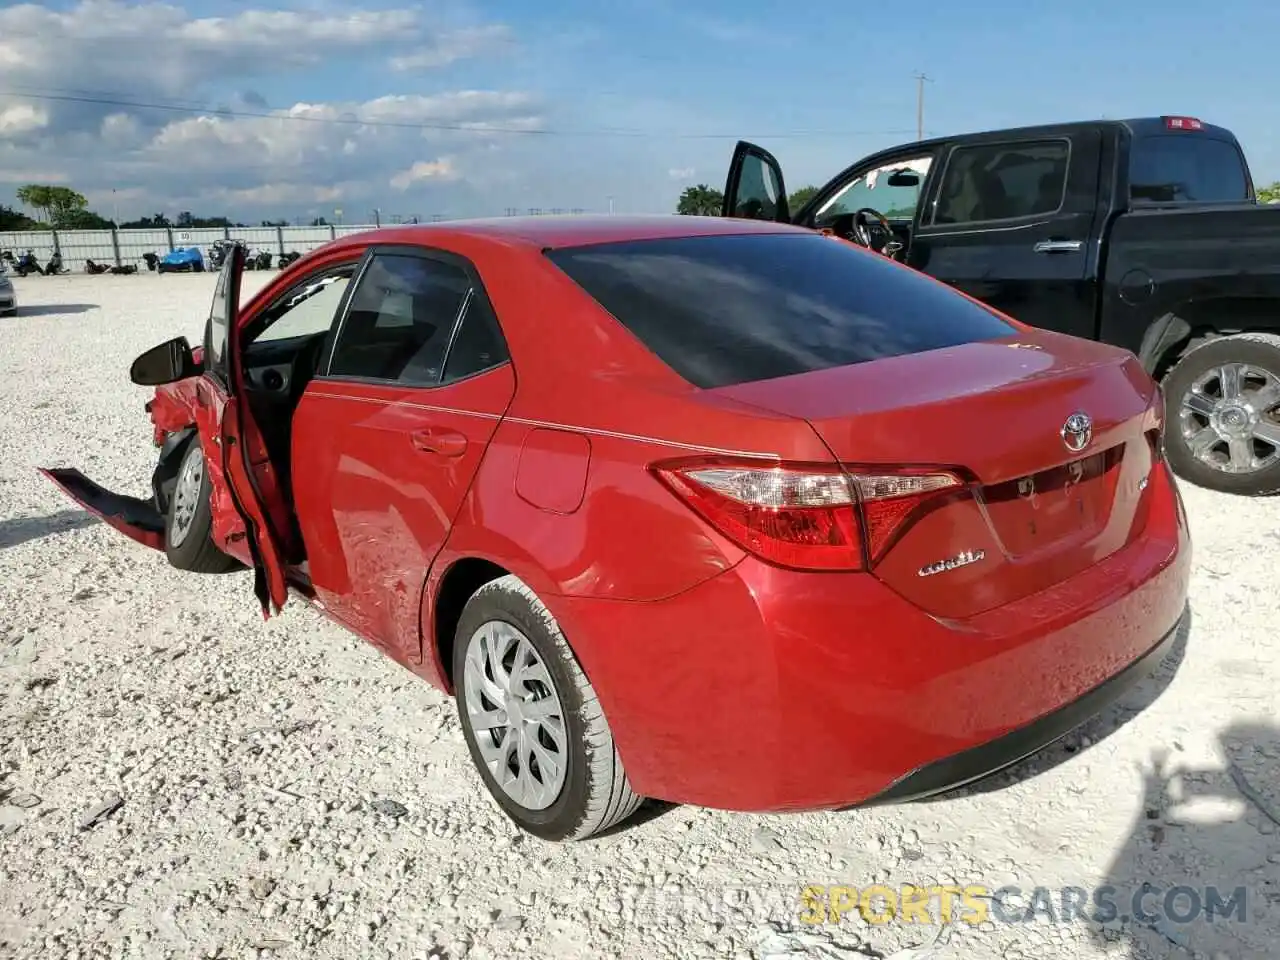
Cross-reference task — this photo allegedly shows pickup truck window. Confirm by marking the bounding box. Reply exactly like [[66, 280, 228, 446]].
[[933, 139, 1069, 226], [547, 233, 1014, 389], [1129, 135, 1250, 203], [815, 157, 933, 223]]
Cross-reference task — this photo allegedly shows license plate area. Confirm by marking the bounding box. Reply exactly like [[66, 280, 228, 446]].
[[980, 447, 1123, 557]]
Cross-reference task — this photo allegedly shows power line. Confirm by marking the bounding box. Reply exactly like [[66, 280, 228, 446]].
[[0, 89, 918, 141]]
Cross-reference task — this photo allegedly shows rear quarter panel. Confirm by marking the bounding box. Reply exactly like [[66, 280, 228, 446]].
[[432, 241, 837, 604], [1100, 204, 1280, 361]]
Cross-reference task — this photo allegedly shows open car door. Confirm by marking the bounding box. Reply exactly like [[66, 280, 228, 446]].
[[203, 243, 292, 618], [721, 140, 792, 222]]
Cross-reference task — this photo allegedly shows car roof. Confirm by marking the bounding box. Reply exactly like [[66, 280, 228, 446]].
[[328, 214, 807, 253]]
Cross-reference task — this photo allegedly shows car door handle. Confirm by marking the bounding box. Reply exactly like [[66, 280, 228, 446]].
[[410, 428, 467, 457], [1032, 240, 1083, 254]]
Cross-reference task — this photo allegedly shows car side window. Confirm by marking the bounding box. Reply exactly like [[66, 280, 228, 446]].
[[442, 289, 510, 383], [932, 139, 1070, 225], [732, 154, 784, 220], [252, 271, 353, 343], [327, 253, 470, 386]]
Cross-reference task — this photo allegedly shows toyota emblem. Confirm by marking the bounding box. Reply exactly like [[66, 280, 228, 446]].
[[1061, 411, 1093, 452]]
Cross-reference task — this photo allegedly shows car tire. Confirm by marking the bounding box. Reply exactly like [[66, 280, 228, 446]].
[[452, 574, 643, 841], [1162, 332, 1280, 496], [164, 440, 239, 573]]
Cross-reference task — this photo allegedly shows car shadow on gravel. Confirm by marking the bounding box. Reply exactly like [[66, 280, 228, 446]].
[[921, 604, 1193, 803], [11, 303, 98, 317], [0, 510, 98, 549], [1084, 719, 1279, 957]]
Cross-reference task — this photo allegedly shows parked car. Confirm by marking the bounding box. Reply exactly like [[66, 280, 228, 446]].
[[158, 247, 205, 273], [721, 115, 1280, 496], [0, 270, 15, 316], [42, 218, 1190, 840]]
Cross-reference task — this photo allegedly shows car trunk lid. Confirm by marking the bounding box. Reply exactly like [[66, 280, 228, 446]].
[[707, 332, 1163, 619]]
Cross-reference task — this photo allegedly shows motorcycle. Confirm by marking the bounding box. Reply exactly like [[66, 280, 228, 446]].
[[278, 251, 301, 269], [8, 250, 46, 277], [208, 239, 238, 271]]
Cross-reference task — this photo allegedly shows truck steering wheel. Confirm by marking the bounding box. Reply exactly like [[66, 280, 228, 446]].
[[852, 207, 895, 254]]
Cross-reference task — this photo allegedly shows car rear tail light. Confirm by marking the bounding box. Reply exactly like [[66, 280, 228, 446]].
[[1163, 116, 1203, 131], [651, 458, 963, 572]]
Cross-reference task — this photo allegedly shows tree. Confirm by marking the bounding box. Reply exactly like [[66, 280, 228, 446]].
[[788, 185, 820, 211], [58, 209, 114, 229], [1257, 182, 1280, 204], [310, 216, 329, 227], [120, 212, 172, 229], [15, 184, 90, 227], [676, 184, 724, 216], [0, 204, 37, 230]]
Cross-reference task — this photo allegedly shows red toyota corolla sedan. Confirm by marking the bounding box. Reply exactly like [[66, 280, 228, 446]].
[[43, 216, 1190, 841]]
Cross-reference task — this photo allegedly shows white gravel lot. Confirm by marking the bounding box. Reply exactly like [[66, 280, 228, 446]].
[[1, 272, 1278, 960]]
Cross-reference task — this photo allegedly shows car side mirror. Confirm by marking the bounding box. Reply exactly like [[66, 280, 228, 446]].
[[887, 170, 920, 188], [130, 336, 198, 386]]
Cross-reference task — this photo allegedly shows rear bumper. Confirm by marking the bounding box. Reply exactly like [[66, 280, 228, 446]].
[[551, 461, 1190, 811], [865, 611, 1182, 803]]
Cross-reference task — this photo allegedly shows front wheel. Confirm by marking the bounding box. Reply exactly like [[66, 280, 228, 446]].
[[165, 440, 239, 573], [453, 575, 643, 841], [1162, 332, 1280, 495]]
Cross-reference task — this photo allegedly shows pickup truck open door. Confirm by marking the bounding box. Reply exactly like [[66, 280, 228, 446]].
[[722, 141, 792, 222]]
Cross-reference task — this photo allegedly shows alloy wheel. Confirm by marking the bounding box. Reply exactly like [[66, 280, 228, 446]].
[[461, 619, 568, 810], [1178, 362, 1280, 475]]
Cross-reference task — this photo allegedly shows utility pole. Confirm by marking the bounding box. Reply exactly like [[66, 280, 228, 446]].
[[912, 72, 932, 141]]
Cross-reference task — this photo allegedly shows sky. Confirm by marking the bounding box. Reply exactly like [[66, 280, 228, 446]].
[[1, 0, 1279, 224]]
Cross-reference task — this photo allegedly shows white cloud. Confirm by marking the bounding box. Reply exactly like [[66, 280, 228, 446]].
[[389, 24, 516, 71], [391, 159, 459, 190], [0, 104, 48, 137], [668, 167, 696, 180], [0, 2, 547, 220]]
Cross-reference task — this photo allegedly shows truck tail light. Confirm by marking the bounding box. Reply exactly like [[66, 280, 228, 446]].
[[651, 457, 963, 572], [1163, 116, 1203, 131]]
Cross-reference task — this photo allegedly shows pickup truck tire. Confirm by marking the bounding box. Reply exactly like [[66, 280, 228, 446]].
[[1162, 332, 1280, 496], [164, 441, 239, 573]]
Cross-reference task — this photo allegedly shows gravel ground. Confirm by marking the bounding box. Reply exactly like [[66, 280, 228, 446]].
[[1, 273, 1278, 960]]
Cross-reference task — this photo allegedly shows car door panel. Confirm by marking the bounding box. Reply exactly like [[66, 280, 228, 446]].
[[722, 140, 791, 221], [908, 128, 1104, 339], [292, 366, 516, 660], [289, 245, 515, 662]]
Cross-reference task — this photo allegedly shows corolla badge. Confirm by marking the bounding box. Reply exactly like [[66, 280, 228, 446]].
[[1061, 411, 1093, 453], [918, 549, 985, 578]]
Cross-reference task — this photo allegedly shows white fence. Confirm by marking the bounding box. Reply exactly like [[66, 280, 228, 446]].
[[0, 223, 381, 273]]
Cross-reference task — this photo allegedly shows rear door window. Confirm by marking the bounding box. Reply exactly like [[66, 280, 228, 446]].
[[933, 140, 1070, 225], [1129, 135, 1250, 203], [546, 233, 1014, 389], [327, 254, 471, 386]]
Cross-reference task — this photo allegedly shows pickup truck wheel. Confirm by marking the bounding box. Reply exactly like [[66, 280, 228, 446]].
[[453, 575, 643, 841], [165, 440, 239, 573], [1162, 333, 1280, 495]]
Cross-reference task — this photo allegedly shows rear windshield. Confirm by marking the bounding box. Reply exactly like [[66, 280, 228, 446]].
[[546, 233, 1014, 389], [1129, 135, 1250, 203]]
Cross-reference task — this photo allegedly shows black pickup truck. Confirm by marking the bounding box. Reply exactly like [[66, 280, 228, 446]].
[[721, 116, 1280, 496]]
